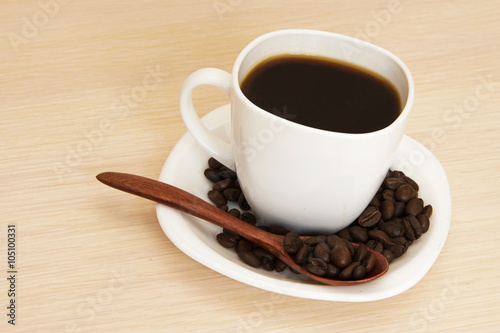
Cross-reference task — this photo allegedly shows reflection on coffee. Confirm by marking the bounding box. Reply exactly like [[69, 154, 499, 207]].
[[241, 54, 402, 134]]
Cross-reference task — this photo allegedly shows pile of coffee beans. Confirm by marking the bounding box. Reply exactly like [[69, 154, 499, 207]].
[[204, 157, 433, 281], [340, 171, 433, 264], [204, 158, 252, 213], [283, 232, 377, 280]]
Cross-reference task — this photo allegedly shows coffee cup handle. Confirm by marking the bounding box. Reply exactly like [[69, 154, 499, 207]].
[[179, 68, 235, 169]]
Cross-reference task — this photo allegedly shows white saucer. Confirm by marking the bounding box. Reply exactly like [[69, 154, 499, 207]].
[[156, 105, 451, 302]]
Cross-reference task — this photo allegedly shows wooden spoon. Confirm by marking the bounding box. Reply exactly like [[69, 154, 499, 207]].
[[96, 172, 389, 286]]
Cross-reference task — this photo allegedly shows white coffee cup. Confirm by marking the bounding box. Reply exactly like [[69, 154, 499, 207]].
[[180, 29, 414, 233]]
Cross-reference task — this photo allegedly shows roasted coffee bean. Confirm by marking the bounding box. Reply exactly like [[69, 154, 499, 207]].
[[352, 265, 367, 280], [391, 236, 407, 246], [326, 234, 345, 248], [213, 178, 233, 192], [222, 228, 240, 240], [223, 188, 241, 201], [362, 253, 376, 272], [388, 170, 405, 178], [204, 168, 221, 183], [326, 263, 341, 278], [208, 157, 223, 169], [208, 189, 227, 206], [389, 243, 406, 259], [417, 214, 430, 233], [240, 212, 257, 225], [274, 259, 288, 272], [219, 167, 237, 180], [268, 225, 289, 235], [283, 231, 303, 254], [227, 208, 241, 218], [395, 184, 415, 202], [238, 193, 251, 210], [382, 249, 394, 263], [254, 248, 275, 271], [372, 241, 384, 253], [295, 243, 310, 264], [314, 242, 331, 262], [330, 245, 352, 268], [366, 239, 384, 253], [383, 177, 406, 191], [353, 243, 368, 263], [358, 206, 382, 227], [392, 217, 403, 224], [404, 176, 419, 192], [218, 204, 228, 212], [380, 221, 404, 238], [261, 257, 275, 271], [349, 226, 368, 243], [216, 232, 238, 248], [405, 198, 424, 216], [369, 197, 381, 208], [253, 247, 275, 262], [315, 235, 328, 243], [393, 201, 405, 217], [238, 251, 261, 268], [306, 258, 328, 276], [381, 199, 395, 220], [382, 189, 395, 202], [342, 238, 355, 257], [236, 238, 254, 254], [368, 229, 392, 248], [304, 236, 321, 247], [339, 262, 361, 280], [407, 215, 423, 239], [423, 204, 433, 219], [402, 217, 416, 241], [336, 227, 354, 242]]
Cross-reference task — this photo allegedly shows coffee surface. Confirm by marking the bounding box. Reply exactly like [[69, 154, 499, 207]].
[[241, 54, 402, 133]]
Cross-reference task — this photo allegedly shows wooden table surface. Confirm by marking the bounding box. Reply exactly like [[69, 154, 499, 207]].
[[2, 0, 499, 332]]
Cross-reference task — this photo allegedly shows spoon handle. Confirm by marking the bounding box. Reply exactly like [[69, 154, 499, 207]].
[[96, 172, 279, 250], [97, 171, 389, 286]]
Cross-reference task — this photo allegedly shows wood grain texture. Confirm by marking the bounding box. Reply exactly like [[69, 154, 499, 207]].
[[1, 0, 499, 332]]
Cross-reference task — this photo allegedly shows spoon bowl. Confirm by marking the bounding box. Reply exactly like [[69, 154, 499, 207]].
[[96, 171, 389, 286]]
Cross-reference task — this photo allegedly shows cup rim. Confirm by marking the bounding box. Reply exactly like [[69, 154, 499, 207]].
[[232, 29, 415, 138]]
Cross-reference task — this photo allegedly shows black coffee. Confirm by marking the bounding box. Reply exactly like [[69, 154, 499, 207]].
[[240, 54, 402, 134]]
